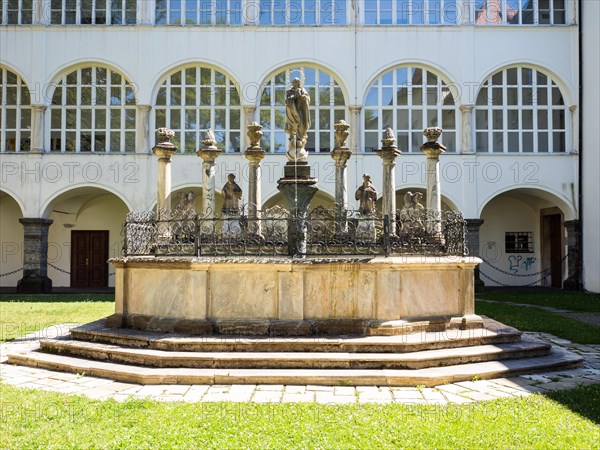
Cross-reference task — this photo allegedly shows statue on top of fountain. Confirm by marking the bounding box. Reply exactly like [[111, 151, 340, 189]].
[[285, 77, 311, 163]]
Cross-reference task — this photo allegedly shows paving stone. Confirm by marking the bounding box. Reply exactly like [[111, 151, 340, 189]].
[[205, 385, 231, 394], [315, 392, 356, 404], [200, 393, 230, 402], [421, 388, 447, 403], [282, 392, 316, 403], [161, 385, 191, 396], [458, 390, 500, 401], [391, 388, 424, 400], [104, 382, 142, 393], [305, 385, 335, 392], [435, 384, 474, 396], [251, 390, 283, 403], [537, 380, 580, 391], [78, 388, 115, 400], [284, 385, 306, 394], [334, 386, 356, 396], [439, 392, 474, 404], [135, 385, 170, 397], [255, 384, 285, 391]]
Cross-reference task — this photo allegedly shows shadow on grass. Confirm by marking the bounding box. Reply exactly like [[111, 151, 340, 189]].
[[0, 294, 115, 303], [544, 384, 600, 425]]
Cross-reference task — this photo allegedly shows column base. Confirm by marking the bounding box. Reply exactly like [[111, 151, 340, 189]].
[[563, 277, 583, 291], [17, 275, 53, 294]]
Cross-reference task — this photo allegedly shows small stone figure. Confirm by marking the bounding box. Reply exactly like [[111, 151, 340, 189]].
[[174, 191, 197, 218], [355, 174, 378, 215], [399, 191, 424, 234], [285, 77, 311, 163], [221, 174, 243, 215]]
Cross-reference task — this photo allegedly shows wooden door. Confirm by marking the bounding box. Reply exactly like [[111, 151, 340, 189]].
[[541, 214, 563, 288], [70, 231, 109, 288]]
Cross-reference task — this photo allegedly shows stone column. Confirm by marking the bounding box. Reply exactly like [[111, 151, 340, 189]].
[[466, 219, 485, 292], [349, 105, 362, 153], [563, 220, 582, 290], [152, 128, 177, 212], [197, 129, 222, 219], [569, 105, 578, 154], [17, 218, 53, 293], [460, 0, 472, 24], [460, 104, 474, 153], [245, 122, 265, 235], [138, 0, 155, 25], [376, 128, 402, 235], [331, 120, 352, 233], [136, 105, 152, 153], [30, 105, 46, 153], [421, 127, 446, 242], [242, 105, 257, 150]]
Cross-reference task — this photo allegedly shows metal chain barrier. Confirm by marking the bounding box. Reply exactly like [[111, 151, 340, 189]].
[[48, 262, 115, 277], [480, 254, 568, 278], [480, 270, 552, 287], [0, 267, 23, 277]]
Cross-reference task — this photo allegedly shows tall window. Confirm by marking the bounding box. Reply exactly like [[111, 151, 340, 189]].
[[0, 67, 31, 152], [50, 0, 136, 25], [475, 0, 566, 25], [258, 0, 346, 25], [258, 66, 346, 153], [1, 0, 33, 24], [363, 66, 457, 152], [364, 0, 458, 25], [154, 66, 241, 153], [50, 66, 137, 152], [474, 67, 567, 153], [155, 0, 242, 25]]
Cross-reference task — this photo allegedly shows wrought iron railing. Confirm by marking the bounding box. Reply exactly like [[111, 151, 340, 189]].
[[123, 205, 467, 258]]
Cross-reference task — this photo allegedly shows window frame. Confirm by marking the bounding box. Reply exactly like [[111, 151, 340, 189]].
[[474, 66, 568, 153], [363, 0, 459, 26], [0, 67, 31, 152], [48, 65, 137, 153], [49, 0, 137, 25], [152, 65, 242, 153], [1, 0, 33, 25], [257, 65, 347, 154], [362, 65, 458, 153], [474, 0, 567, 25]]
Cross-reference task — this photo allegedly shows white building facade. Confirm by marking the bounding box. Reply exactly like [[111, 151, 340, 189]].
[[0, 0, 597, 292]]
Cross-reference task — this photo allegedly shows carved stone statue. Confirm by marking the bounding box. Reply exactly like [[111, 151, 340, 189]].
[[285, 77, 311, 163], [221, 174, 242, 215], [355, 174, 378, 215], [399, 191, 425, 234], [174, 191, 197, 218]]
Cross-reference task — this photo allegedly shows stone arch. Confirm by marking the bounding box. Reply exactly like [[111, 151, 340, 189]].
[[0, 190, 25, 287], [478, 187, 575, 289], [262, 189, 335, 212], [43, 185, 131, 288]]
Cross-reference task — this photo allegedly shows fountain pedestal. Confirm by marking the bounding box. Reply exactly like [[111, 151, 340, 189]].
[[277, 162, 318, 257]]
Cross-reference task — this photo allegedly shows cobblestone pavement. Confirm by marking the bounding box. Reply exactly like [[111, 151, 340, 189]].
[[477, 299, 600, 327], [1, 325, 599, 405]]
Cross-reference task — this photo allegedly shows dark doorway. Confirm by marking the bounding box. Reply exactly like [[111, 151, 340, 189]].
[[70, 230, 109, 288], [541, 212, 563, 288]]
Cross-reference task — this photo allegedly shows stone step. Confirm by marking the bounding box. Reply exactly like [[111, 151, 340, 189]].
[[39, 337, 551, 370], [7, 347, 583, 387], [71, 318, 522, 354]]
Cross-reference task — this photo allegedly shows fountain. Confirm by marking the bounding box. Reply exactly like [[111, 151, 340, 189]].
[[7, 79, 582, 385]]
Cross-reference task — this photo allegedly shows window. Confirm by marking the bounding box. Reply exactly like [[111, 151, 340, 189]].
[[363, 66, 457, 152], [258, 0, 346, 25], [364, 0, 458, 25], [0, 67, 31, 152], [156, 0, 242, 25], [475, 0, 566, 25], [505, 232, 534, 253], [50, 0, 136, 25], [1, 0, 33, 24], [258, 66, 346, 153], [50, 66, 137, 152], [154, 66, 241, 153], [475, 67, 567, 153]]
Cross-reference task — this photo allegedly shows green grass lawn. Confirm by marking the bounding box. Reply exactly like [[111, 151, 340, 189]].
[[476, 301, 600, 344], [0, 296, 114, 342], [0, 382, 598, 449], [477, 291, 600, 312]]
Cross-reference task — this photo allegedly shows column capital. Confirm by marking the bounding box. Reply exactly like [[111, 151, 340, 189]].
[[31, 104, 47, 112], [137, 104, 152, 112], [421, 144, 445, 160], [245, 148, 266, 164], [19, 218, 53, 227], [465, 218, 485, 228], [197, 148, 222, 163], [564, 219, 580, 230], [243, 104, 257, 116], [349, 105, 363, 113], [459, 104, 474, 112], [331, 148, 352, 166]]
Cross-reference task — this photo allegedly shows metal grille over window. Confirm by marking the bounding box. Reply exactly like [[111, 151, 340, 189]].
[[505, 231, 534, 253], [475, 0, 566, 25], [258, 66, 346, 153], [363, 0, 459, 25], [153, 66, 242, 153], [475, 67, 567, 153], [50, 0, 137, 25], [363, 66, 457, 152], [0, 67, 31, 152], [49, 66, 137, 152]]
